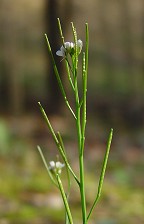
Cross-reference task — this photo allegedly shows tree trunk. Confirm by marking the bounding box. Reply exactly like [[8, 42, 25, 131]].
[[45, 0, 73, 115]]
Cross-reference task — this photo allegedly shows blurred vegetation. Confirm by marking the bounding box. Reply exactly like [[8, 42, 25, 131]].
[[0, 0, 144, 223], [0, 116, 144, 224], [0, 0, 144, 121]]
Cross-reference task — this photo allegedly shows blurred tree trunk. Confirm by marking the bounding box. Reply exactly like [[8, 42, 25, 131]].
[[45, 0, 73, 115], [0, 1, 24, 115]]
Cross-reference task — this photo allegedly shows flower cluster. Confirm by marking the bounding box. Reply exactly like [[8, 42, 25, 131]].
[[49, 161, 65, 174], [56, 39, 83, 57]]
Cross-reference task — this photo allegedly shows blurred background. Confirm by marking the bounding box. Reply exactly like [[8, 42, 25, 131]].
[[0, 0, 144, 223]]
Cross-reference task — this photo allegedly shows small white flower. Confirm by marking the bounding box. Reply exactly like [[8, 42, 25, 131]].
[[49, 161, 55, 168], [56, 161, 65, 169], [56, 39, 83, 57], [49, 161, 65, 174], [64, 42, 74, 53], [56, 41, 75, 57], [56, 46, 66, 57], [77, 39, 83, 54]]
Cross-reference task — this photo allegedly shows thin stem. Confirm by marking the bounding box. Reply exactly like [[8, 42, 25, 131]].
[[65, 58, 75, 91], [81, 24, 89, 156], [79, 154, 87, 224], [81, 23, 89, 153], [81, 53, 87, 155], [57, 18, 65, 45], [71, 22, 87, 224], [57, 132, 71, 224], [45, 34, 76, 120], [77, 53, 87, 224], [75, 78, 87, 224], [56, 174, 73, 224], [76, 102, 87, 224], [57, 131, 71, 195], [85, 23, 89, 78], [37, 146, 58, 187], [38, 102, 80, 186], [71, 23, 78, 79], [57, 18, 75, 92], [87, 128, 113, 221]]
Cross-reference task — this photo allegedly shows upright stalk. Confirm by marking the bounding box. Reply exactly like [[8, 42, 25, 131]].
[[79, 154, 87, 224], [74, 60, 87, 224], [72, 22, 89, 224], [75, 91, 87, 224]]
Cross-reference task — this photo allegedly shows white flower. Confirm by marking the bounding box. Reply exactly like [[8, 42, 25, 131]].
[[56, 41, 74, 57], [49, 161, 65, 174], [77, 39, 83, 54], [49, 161, 55, 168], [56, 161, 65, 169], [64, 42, 74, 53], [56, 46, 66, 57], [56, 39, 83, 57]]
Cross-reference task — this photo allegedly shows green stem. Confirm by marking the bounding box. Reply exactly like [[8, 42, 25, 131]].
[[37, 145, 58, 187], [71, 22, 88, 224], [56, 174, 73, 224], [87, 128, 113, 221], [81, 23, 89, 152], [38, 102, 80, 186], [57, 18, 65, 45], [65, 58, 75, 91], [81, 53, 86, 155], [74, 60, 87, 224], [79, 154, 87, 224], [85, 23, 89, 77], [57, 18, 75, 92], [57, 131, 71, 195], [75, 100, 87, 224], [45, 34, 76, 120]]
